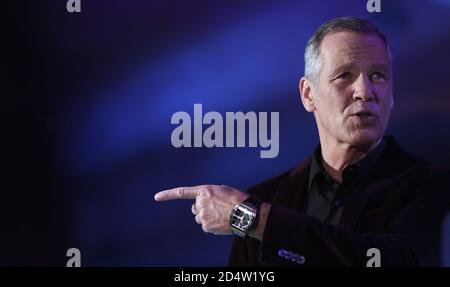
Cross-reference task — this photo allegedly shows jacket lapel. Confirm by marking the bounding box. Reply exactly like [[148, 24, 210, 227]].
[[339, 181, 387, 229], [271, 157, 312, 210], [339, 136, 413, 230]]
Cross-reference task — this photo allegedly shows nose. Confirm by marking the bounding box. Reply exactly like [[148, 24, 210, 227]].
[[353, 73, 374, 102]]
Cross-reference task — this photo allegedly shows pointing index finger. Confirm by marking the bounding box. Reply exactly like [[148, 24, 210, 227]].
[[154, 186, 199, 201]]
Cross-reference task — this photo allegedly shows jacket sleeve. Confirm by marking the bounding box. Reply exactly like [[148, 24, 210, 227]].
[[259, 167, 450, 266], [228, 237, 248, 266]]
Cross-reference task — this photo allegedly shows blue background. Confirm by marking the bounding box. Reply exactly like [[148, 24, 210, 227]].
[[3, 0, 450, 266]]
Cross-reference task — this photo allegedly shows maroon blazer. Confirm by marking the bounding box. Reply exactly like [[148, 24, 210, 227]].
[[229, 136, 450, 266]]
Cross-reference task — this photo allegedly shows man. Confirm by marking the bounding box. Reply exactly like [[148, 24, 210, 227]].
[[154, 17, 450, 266]]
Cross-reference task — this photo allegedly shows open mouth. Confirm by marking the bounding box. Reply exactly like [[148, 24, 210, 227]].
[[353, 111, 376, 117], [352, 111, 377, 118], [350, 111, 378, 125]]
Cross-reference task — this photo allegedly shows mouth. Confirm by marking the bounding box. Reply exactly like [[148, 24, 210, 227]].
[[350, 110, 379, 126], [352, 111, 377, 118]]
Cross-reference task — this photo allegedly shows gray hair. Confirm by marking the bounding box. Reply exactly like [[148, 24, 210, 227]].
[[304, 17, 392, 85]]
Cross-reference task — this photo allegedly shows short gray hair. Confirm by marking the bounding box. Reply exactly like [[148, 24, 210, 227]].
[[304, 17, 391, 85]]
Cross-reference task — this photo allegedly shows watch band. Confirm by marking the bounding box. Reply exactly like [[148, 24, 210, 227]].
[[241, 196, 262, 212], [241, 196, 262, 234]]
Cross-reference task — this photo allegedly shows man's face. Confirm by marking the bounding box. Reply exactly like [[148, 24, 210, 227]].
[[308, 31, 393, 147]]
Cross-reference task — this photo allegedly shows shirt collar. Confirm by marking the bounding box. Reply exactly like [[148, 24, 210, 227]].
[[309, 137, 387, 189]]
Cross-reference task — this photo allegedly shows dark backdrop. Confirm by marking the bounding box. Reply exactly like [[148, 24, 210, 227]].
[[3, 0, 450, 266]]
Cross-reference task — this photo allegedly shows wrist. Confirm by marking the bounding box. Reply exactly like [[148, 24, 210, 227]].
[[248, 202, 271, 241]]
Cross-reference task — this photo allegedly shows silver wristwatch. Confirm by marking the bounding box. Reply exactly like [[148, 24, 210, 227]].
[[229, 197, 261, 238]]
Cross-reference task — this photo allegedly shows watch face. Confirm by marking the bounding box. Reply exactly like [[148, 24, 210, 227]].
[[231, 205, 255, 230]]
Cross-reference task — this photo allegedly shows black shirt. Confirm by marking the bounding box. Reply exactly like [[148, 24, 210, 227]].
[[305, 138, 387, 225]]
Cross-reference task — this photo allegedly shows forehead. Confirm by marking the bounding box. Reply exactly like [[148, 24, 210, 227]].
[[319, 31, 390, 69]]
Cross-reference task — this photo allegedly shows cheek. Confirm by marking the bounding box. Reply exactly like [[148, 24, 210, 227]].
[[329, 87, 353, 113], [378, 90, 394, 112], [322, 92, 351, 129], [375, 85, 393, 102], [316, 86, 352, 121]]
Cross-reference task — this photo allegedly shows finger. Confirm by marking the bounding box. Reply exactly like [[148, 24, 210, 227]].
[[154, 186, 199, 201], [195, 213, 202, 224], [191, 203, 198, 215]]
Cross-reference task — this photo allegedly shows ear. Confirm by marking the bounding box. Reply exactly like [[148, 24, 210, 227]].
[[299, 76, 316, 112]]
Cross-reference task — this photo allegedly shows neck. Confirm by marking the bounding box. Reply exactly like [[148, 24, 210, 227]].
[[319, 136, 382, 183]]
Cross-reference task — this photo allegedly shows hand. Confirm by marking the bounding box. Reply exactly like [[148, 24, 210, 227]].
[[154, 185, 249, 235]]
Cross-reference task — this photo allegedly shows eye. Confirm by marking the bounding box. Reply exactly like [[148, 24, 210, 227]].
[[334, 72, 351, 81], [338, 72, 351, 79], [372, 72, 386, 82]]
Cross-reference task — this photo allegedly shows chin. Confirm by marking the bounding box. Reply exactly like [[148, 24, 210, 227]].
[[347, 128, 383, 148]]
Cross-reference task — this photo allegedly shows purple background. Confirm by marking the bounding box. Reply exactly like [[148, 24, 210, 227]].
[[3, 0, 450, 266]]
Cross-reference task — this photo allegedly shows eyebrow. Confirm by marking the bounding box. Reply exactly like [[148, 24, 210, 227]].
[[329, 62, 390, 79], [329, 63, 355, 79]]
